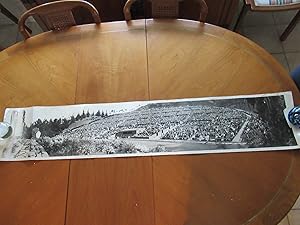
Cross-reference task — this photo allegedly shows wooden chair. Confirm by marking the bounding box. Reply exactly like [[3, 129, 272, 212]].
[[234, 0, 300, 41], [123, 0, 208, 22], [18, 0, 101, 39]]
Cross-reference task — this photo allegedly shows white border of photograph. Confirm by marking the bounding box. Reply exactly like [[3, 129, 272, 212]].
[[0, 91, 299, 161]]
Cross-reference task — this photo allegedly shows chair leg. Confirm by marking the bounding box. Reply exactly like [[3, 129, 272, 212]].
[[280, 10, 300, 41], [233, 2, 249, 31]]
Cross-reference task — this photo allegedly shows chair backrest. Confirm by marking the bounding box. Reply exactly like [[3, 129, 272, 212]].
[[123, 0, 208, 22], [18, 0, 101, 39]]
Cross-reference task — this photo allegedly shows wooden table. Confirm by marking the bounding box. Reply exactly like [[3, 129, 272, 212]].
[[0, 19, 299, 225]]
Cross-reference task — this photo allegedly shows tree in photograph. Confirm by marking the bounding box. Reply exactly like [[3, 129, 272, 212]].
[[22, 110, 32, 139], [76, 113, 81, 121], [70, 116, 76, 124]]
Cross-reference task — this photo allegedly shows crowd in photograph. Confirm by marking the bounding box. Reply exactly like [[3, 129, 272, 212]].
[[60, 104, 264, 144], [159, 107, 250, 142]]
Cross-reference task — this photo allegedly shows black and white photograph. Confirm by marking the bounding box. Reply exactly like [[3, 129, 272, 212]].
[[0, 92, 298, 161]]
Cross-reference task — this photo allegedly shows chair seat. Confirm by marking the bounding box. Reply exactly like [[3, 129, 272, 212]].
[[254, 0, 300, 6]]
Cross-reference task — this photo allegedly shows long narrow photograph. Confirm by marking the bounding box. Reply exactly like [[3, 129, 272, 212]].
[[0, 92, 298, 161]]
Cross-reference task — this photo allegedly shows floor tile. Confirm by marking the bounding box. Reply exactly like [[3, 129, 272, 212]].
[[272, 53, 290, 71], [242, 11, 275, 27], [278, 216, 290, 225], [0, 0, 35, 23], [288, 210, 300, 225], [1, 0, 26, 17], [277, 25, 300, 52], [292, 196, 300, 210], [286, 52, 300, 72], [0, 13, 15, 25], [0, 24, 18, 49], [273, 10, 298, 25], [241, 25, 284, 53]]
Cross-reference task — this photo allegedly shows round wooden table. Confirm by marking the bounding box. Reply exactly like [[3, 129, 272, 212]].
[[0, 19, 299, 225]]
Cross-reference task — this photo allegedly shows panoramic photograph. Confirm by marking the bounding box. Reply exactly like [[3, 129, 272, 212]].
[[0, 92, 297, 160]]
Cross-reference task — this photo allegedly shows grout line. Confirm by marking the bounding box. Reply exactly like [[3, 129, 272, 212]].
[[283, 53, 291, 72], [284, 50, 300, 53], [271, 21, 292, 72], [239, 23, 285, 54], [287, 213, 290, 225], [272, 11, 287, 26], [272, 24, 285, 54], [241, 9, 275, 28], [272, 12, 276, 25]]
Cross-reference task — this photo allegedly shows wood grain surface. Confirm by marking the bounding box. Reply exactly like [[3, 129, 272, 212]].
[[66, 20, 153, 225], [0, 19, 299, 225], [0, 29, 80, 225], [0, 161, 69, 225]]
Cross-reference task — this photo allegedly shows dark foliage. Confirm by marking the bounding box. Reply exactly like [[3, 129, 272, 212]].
[[22, 110, 108, 139]]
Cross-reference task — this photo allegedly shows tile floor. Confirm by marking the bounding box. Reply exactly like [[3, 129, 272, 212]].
[[0, 0, 42, 49], [237, 9, 300, 73], [0, 1, 300, 224], [278, 196, 300, 225]]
